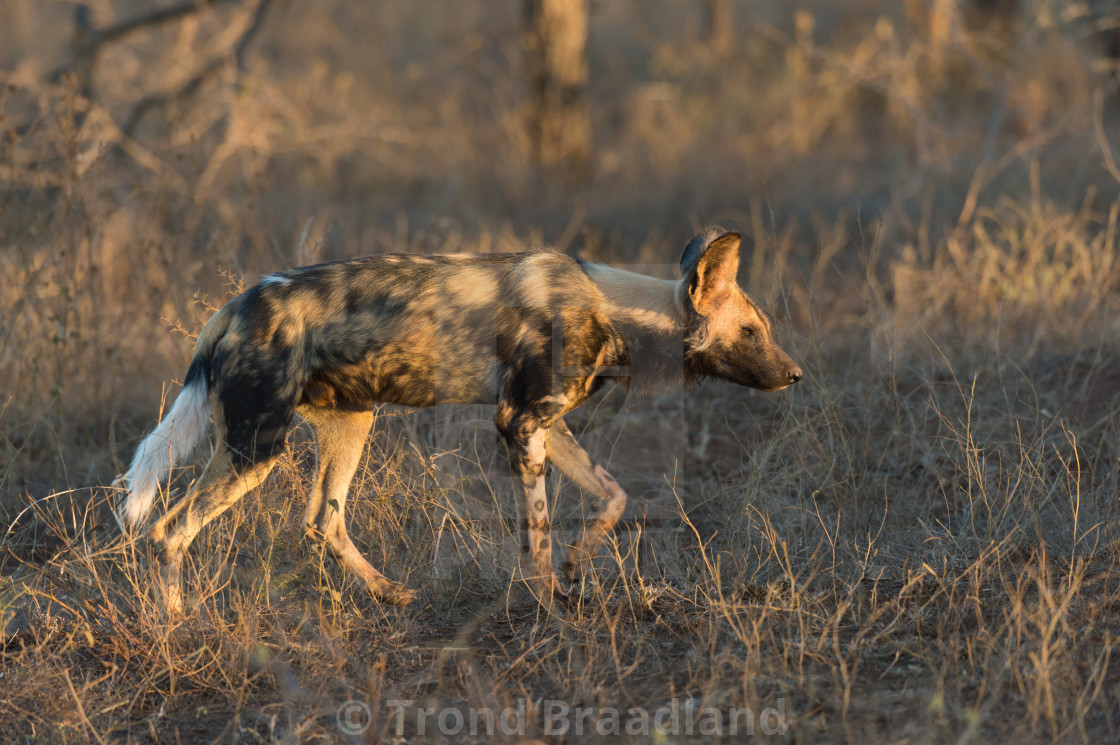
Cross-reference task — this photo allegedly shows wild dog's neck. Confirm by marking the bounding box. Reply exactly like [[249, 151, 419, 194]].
[[580, 262, 688, 394]]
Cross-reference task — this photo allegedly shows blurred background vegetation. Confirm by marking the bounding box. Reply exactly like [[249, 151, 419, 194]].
[[1, 0, 1119, 504], [7, 4, 1120, 740]]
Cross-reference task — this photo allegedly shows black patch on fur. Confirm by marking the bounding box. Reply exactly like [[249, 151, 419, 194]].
[[183, 353, 210, 388], [211, 306, 298, 469], [235, 286, 274, 346]]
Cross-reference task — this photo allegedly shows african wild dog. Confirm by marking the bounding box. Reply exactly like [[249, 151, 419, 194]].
[[118, 227, 802, 611]]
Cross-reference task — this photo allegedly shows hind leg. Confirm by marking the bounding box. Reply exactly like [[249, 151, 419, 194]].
[[149, 443, 279, 614], [299, 405, 415, 606], [149, 389, 290, 614]]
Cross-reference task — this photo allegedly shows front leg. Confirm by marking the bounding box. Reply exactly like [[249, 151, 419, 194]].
[[547, 419, 628, 585], [495, 406, 568, 606]]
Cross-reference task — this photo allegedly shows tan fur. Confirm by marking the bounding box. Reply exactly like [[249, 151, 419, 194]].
[[298, 406, 414, 604], [547, 420, 628, 582], [446, 267, 500, 307]]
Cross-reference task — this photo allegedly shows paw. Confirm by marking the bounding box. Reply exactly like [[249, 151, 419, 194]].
[[551, 584, 572, 609], [385, 586, 418, 606]]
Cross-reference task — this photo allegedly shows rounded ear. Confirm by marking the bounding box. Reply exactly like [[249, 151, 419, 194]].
[[683, 229, 742, 314], [679, 226, 731, 277]]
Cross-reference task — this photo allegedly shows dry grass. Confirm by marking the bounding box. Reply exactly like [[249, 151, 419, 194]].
[[3, 0, 1120, 742]]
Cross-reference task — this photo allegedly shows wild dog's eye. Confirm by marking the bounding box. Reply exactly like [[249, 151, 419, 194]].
[[741, 326, 755, 337]]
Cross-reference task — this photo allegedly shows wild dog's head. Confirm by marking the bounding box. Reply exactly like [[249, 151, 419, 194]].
[[679, 227, 802, 392]]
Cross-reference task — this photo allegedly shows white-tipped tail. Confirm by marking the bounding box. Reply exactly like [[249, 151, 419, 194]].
[[117, 376, 210, 529]]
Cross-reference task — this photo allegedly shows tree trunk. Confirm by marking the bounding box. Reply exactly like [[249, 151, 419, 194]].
[[702, 0, 733, 58], [524, 0, 591, 182]]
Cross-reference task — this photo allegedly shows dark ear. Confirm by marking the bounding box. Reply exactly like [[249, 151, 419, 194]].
[[680, 226, 730, 276], [685, 230, 741, 314]]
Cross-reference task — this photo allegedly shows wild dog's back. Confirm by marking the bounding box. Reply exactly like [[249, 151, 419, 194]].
[[235, 250, 620, 411]]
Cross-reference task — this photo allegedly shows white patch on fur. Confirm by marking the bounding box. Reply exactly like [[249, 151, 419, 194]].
[[261, 273, 292, 287], [581, 263, 683, 333], [117, 376, 210, 529], [525, 427, 549, 465]]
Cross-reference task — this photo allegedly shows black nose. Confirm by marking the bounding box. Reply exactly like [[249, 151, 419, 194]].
[[788, 367, 803, 384]]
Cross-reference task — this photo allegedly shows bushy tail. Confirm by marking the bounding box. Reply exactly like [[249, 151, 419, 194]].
[[116, 303, 235, 530]]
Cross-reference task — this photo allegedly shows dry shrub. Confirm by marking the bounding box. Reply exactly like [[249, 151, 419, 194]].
[[891, 192, 1120, 356]]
